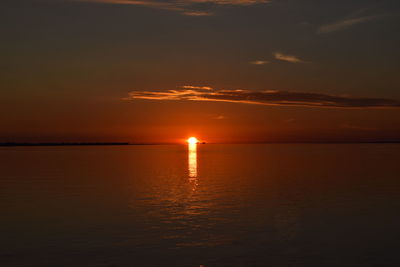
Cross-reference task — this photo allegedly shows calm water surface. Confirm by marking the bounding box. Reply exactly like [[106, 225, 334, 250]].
[[0, 144, 399, 266]]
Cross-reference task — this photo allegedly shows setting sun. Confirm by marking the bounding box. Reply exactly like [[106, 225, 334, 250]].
[[187, 137, 198, 144]]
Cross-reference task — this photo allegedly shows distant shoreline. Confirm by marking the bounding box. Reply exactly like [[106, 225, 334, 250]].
[[0, 142, 130, 147]]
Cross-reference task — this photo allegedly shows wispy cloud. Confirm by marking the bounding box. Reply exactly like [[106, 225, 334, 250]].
[[318, 9, 384, 34], [274, 52, 305, 63], [181, 10, 214, 16], [318, 15, 380, 34], [341, 123, 376, 131], [250, 60, 269, 65], [125, 86, 400, 108], [213, 114, 226, 120], [181, 85, 213, 90], [78, 0, 269, 16]]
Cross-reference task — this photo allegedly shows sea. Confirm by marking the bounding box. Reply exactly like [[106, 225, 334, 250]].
[[1, 144, 399, 266]]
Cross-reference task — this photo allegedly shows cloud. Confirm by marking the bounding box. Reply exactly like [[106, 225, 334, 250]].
[[274, 52, 305, 63], [181, 10, 214, 16], [77, 0, 269, 16], [341, 124, 376, 131], [187, 0, 269, 4], [181, 85, 213, 90], [125, 86, 400, 108], [250, 60, 269, 65], [318, 15, 380, 34], [213, 114, 226, 120], [318, 8, 384, 34]]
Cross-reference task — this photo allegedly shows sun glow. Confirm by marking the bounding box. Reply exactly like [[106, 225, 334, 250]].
[[187, 137, 198, 144]]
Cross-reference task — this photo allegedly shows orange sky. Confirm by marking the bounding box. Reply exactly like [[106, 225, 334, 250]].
[[1, 0, 400, 143]]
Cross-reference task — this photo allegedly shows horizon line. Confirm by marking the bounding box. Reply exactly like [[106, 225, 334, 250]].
[[1, 140, 400, 147]]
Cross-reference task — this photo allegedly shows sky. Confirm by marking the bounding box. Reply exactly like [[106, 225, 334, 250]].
[[1, 0, 400, 143]]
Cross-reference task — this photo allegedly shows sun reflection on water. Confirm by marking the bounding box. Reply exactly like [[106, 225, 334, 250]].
[[188, 143, 197, 178]]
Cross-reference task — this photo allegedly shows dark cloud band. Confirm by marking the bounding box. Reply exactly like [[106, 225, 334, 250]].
[[126, 87, 400, 108], [78, 0, 270, 16]]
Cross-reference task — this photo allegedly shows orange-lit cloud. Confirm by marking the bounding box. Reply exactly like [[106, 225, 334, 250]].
[[181, 85, 213, 90], [126, 86, 400, 108], [78, 0, 269, 16], [274, 52, 305, 63], [213, 114, 226, 120], [250, 60, 269, 65]]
